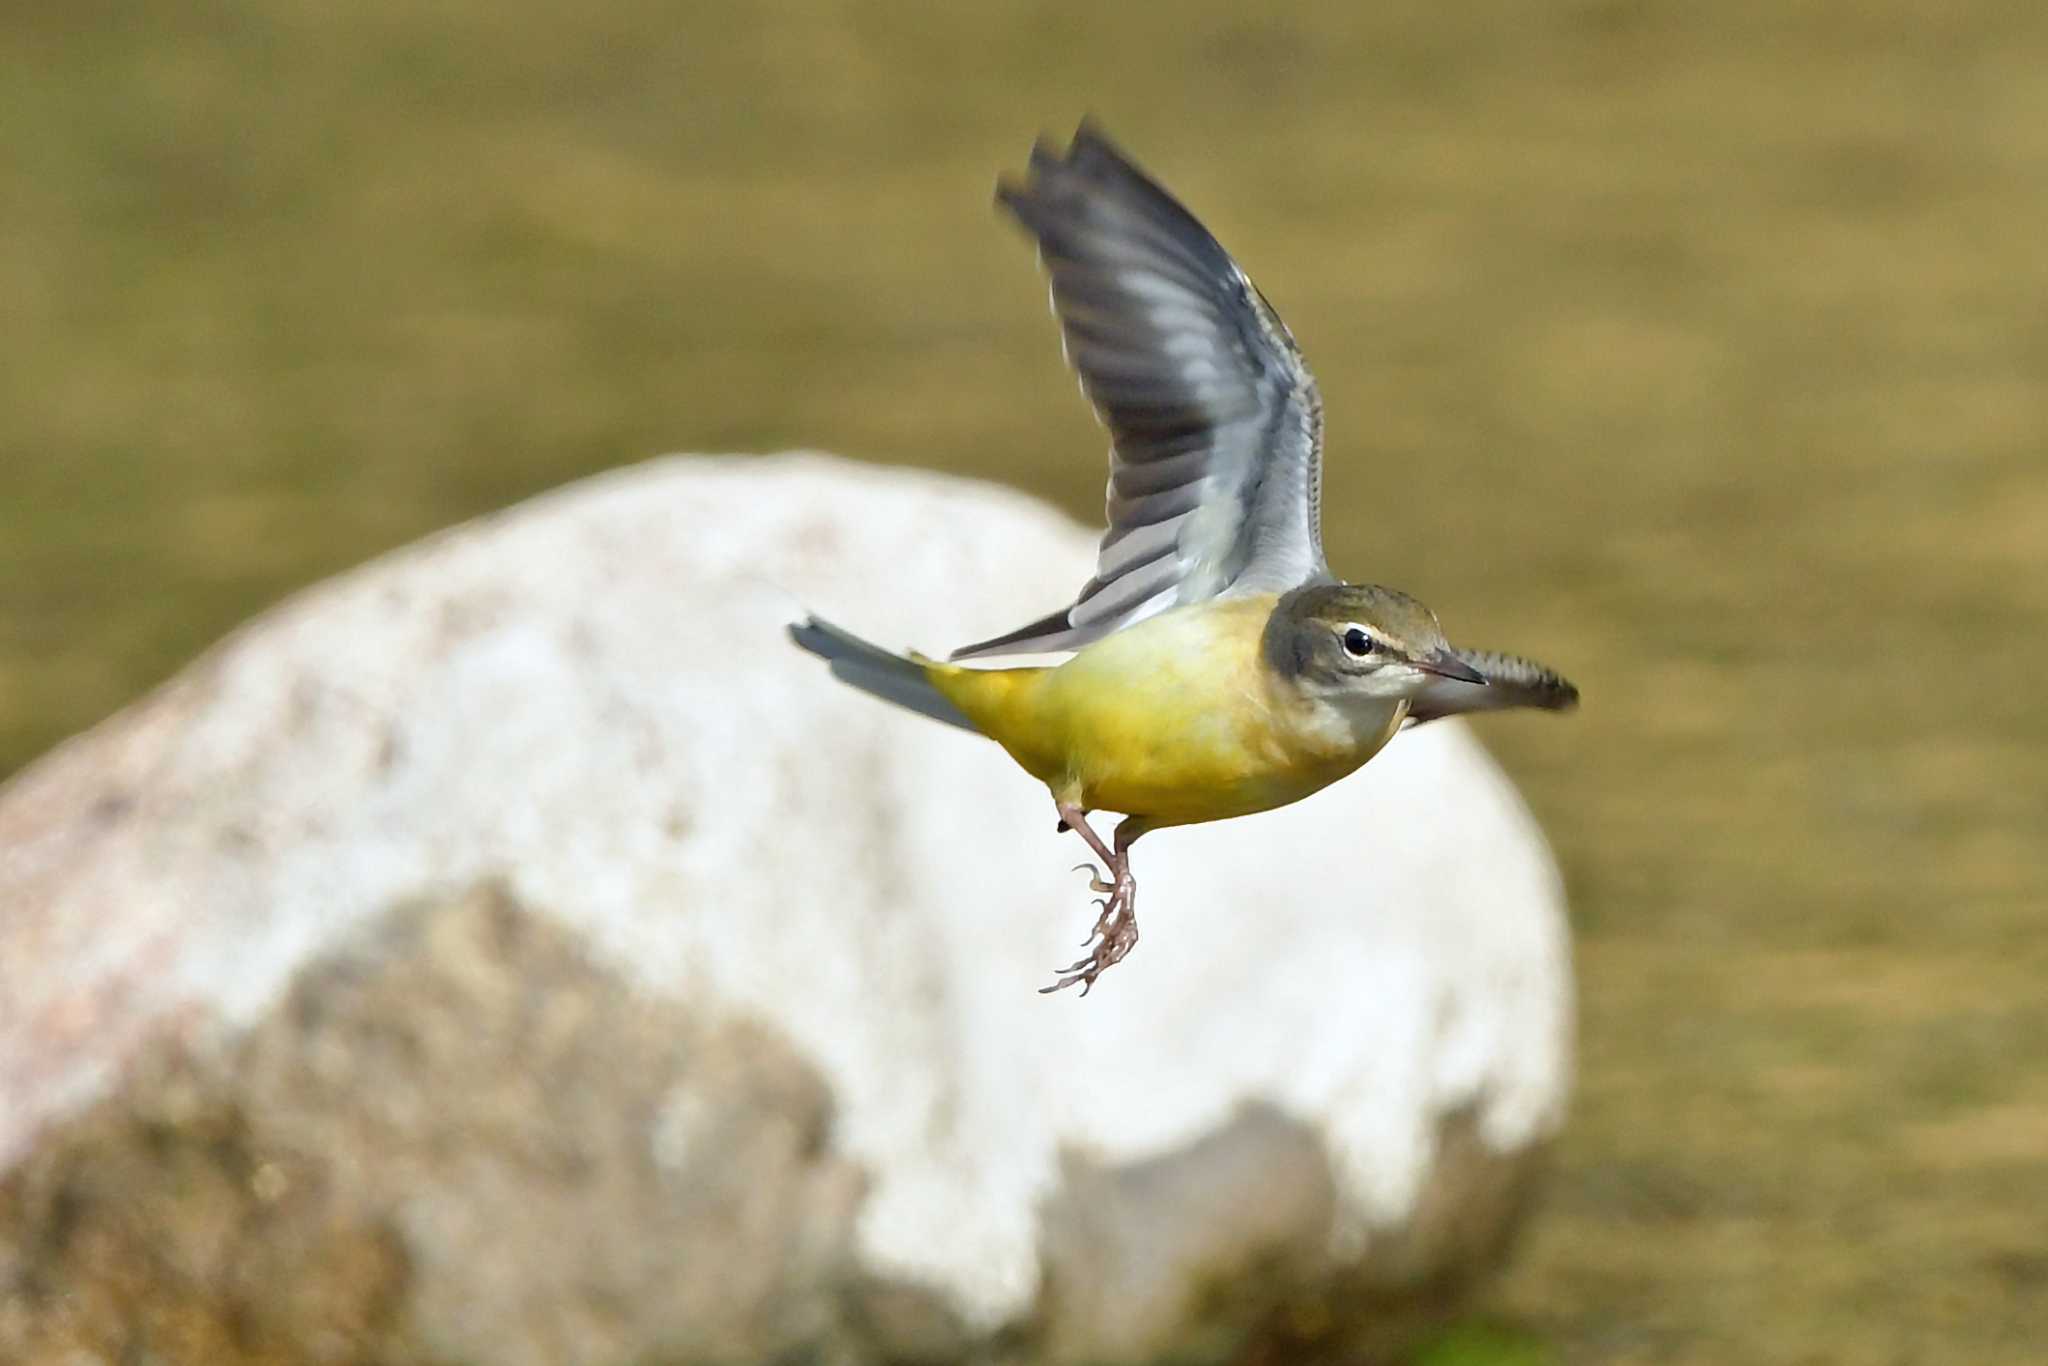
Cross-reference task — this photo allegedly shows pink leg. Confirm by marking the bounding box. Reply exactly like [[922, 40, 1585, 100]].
[[1043, 805, 1149, 996]]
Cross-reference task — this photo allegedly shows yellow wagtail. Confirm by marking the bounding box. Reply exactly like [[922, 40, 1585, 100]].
[[792, 122, 1578, 994]]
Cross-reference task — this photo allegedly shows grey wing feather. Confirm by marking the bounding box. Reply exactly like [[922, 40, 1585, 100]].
[[953, 121, 1328, 661], [1407, 649, 1580, 725]]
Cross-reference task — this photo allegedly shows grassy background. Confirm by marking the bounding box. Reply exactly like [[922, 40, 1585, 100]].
[[4, 1, 2045, 1360]]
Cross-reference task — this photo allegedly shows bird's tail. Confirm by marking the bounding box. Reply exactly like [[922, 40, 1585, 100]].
[[788, 615, 979, 733]]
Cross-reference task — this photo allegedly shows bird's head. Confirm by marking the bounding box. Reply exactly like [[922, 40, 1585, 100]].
[[1262, 582, 1487, 702]]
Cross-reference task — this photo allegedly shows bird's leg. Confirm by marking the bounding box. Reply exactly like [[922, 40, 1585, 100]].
[[1057, 801, 1118, 888], [1044, 806, 1147, 996]]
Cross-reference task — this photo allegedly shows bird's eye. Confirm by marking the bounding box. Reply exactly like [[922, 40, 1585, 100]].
[[1341, 626, 1375, 658]]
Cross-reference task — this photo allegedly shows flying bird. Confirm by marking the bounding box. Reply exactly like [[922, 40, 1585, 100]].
[[792, 122, 1577, 993]]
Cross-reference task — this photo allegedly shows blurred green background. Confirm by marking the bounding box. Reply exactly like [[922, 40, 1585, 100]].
[[4, 1, 2045, 1360]]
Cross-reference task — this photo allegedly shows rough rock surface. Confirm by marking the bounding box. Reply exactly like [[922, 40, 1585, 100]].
[[0, 453, 1575, 1363], [1, 886, 866, 1365]]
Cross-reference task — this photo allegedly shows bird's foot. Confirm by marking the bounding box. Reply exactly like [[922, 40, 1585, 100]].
[[1041, 867, 1139, 996]]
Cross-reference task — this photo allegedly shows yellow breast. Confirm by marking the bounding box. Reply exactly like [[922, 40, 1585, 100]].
[[925, 597, 1408, 827]]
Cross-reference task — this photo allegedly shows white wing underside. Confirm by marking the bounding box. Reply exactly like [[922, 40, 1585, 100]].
[[952, 123, 1331, 661]]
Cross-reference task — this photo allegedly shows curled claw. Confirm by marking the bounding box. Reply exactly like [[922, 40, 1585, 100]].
[[1080, 899, 1110, 945], [1070, 862, 1116, 895], [1040, 966, 1095, 996]]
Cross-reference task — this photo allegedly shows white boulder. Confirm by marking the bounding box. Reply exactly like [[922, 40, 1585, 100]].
[[0, 453, 1573, 1362]]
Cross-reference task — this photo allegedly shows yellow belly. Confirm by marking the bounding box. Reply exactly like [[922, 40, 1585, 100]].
[[925, 597, 1408, 827]]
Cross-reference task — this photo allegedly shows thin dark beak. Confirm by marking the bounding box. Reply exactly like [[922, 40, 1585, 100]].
[[1417, 648, 1487, 686]]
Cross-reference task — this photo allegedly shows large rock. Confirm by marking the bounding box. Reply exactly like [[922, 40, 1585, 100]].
[[0, 453, 1574, 1363]]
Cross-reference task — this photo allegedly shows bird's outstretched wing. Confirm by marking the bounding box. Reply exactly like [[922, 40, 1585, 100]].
[[1407, 649, 1580, 725], [953, 122, 1329, 660]]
